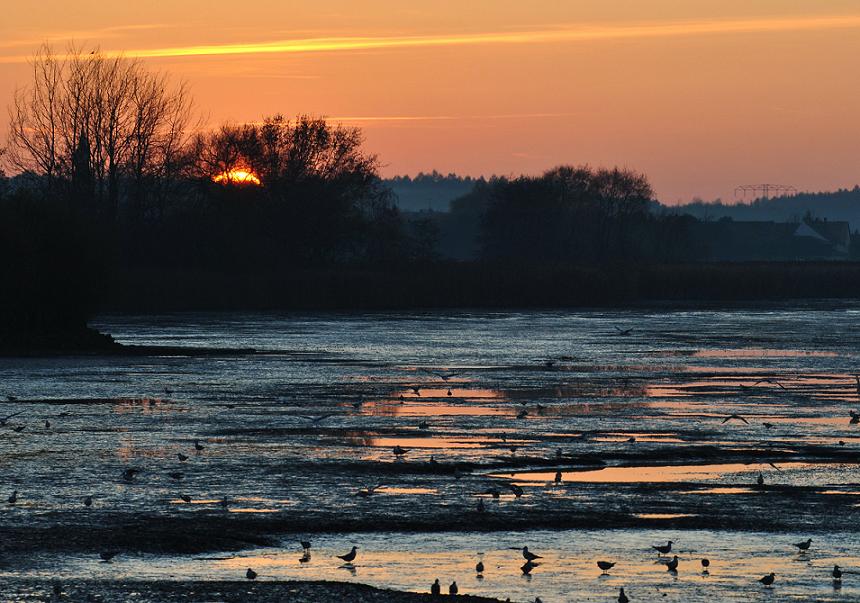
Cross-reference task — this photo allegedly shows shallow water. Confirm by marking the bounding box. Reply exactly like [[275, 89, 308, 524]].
[[10, 529, 860, 602], [2, 303, 860, 600]]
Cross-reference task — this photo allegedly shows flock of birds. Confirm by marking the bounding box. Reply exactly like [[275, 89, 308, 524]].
[[231, 536, 848, 601], [3, 338, 860, 601]]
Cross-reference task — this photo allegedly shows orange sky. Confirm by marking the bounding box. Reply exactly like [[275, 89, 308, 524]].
[[1, 0, 859, 202]]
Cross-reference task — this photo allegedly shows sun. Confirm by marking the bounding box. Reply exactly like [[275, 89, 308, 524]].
[[213, 168, 261, 185]]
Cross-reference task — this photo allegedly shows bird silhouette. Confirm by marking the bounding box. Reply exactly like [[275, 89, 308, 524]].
[[666, 556, 679, 572], [177, 453, 188, 462], [393, 445, 409, 457], [850, 411, 859, 425], [508, 483, 524, 497], [122, 468, 139, 482], [449, 581, 458, 595], [756, 473, 765, 486], [833, 565, 843, 581], [100, 551, 119, 562], [337, 546, 358, 563], [193, 440, 205, 451], [0, 411, 23, 426], [8, 490, 17, 504], [615, 327, 633, 336], [759, 572, 775, 586], [476, 560, 484, 574], [722, 414, 749, 424], [522, 546, 542, 562], [84, 495, 93, 507], [701, 558, 710, 570], [521, 560, 540, 575], [246, 568, 257, 580], [618, 587, 629, 603], [794, 538, 812, 552], [652, 541, 673, 555], [300, 540, 311, 552], [180, 494, 191, 503], [431, 579, 441, 595], [597, 560, 616, 574], [554, 471, 562, 483]]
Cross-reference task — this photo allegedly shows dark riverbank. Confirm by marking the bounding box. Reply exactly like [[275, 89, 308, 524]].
[[104, 262, 860, 313], [0, 578, 503, 602]]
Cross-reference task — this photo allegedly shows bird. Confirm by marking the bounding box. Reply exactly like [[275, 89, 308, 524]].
[[759, 572, 775, 586], [193, 440, 205, 451], [449, 581, 458, 595], [180, 494, 191, 503], [0, 411, 23, 426], [597, 561, 616, 574], [177, 453, 188, 462], [554, 471, 562, 484], [410, 387, 421, 396], [431, 579, 441, 595], [337, 546, 358, 563], [99, 551, 119, 562], [393, 445, 409, 457], [246, 568, 257, 580], [44, 419, 51, 429], [833, 565, 843, 581], [522, 546, 542, 562], [300, 540, 311, 552], [722, 414, 749, 424], [626, 436, 636, 443], [618, 587, 629, 603], [517, 409, 528, 419], [418, 420, 429, 430], [508, 483, 524, 497], [653, 541, 673, 555], [476, 560, 484, 574], [83, 495, 93, 507], [850, 411, 860, 425], [701, 558, 710, 570], [521, 560, 539, 575], [666, 556, 679, 572], [122, 468, 139, 482], [168, 472, 183, 480], [757, 473, 765, 486], [8, 490, 17, 504], [356, 484, 383, 497], [754, 379, 786, 389], [615, 326, 633, 336], [12, 425, 26, 433], [794, 538, 812, 552]]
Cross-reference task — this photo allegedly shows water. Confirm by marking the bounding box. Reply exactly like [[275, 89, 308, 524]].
[[1, 304, 860, 601]]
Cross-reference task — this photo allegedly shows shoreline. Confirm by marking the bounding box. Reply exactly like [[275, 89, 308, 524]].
[[0, 578, 504, 602]]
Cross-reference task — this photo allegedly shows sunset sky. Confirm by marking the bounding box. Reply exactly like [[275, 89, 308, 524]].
[[1, 0, 859, 202]]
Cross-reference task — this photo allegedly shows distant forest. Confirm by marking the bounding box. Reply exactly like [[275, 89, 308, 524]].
[[4, 45, 860, 351], [665, 188, 860, 230]]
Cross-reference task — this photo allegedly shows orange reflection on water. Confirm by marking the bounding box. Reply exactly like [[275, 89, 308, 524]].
[[490, 462, 820, 484], [692, 348, 839, 358], [634, 513, 698, 519], [393, 388, 502, 399], [363, 402, 509, 417]]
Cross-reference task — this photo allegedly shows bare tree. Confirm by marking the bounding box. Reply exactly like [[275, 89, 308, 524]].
[[5, 44, 196, 219]]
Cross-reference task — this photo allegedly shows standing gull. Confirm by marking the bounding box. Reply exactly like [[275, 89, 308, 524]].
[[337, 546, 358, 563], [759, 573, 775, 587], [652, 541, 673, 555], [522, 546, 542, 562]]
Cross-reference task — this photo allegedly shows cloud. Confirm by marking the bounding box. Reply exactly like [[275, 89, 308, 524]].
[[3, 14, 859, 64]]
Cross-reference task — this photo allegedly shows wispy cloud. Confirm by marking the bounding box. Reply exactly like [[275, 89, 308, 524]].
[[3, 14, 859, 64]]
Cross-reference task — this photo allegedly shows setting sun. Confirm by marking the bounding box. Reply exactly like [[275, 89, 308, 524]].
[[213, 168, 261, 185]]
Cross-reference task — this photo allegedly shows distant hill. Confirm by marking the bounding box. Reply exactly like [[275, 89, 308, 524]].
[[385, 172, 481, 212], [665, 187, 860, 231]]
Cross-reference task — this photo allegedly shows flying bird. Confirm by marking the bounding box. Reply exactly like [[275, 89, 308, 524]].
[[614, 327, 633, 336], [722, 414, 749, 424], [177, 453, 188, 462], [299, 415, 333, 425]]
